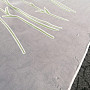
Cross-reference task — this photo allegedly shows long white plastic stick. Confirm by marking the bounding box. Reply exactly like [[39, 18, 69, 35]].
[[50, 0, 76, 13], [0, 17, 26, 54]]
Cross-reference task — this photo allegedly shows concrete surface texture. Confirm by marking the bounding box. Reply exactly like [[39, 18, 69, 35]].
[[0, 0, 90, 90], [71, 46, 90, 90]]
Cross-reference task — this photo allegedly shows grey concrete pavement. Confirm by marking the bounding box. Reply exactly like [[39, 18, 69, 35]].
[[0, 0, 90, 90]]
